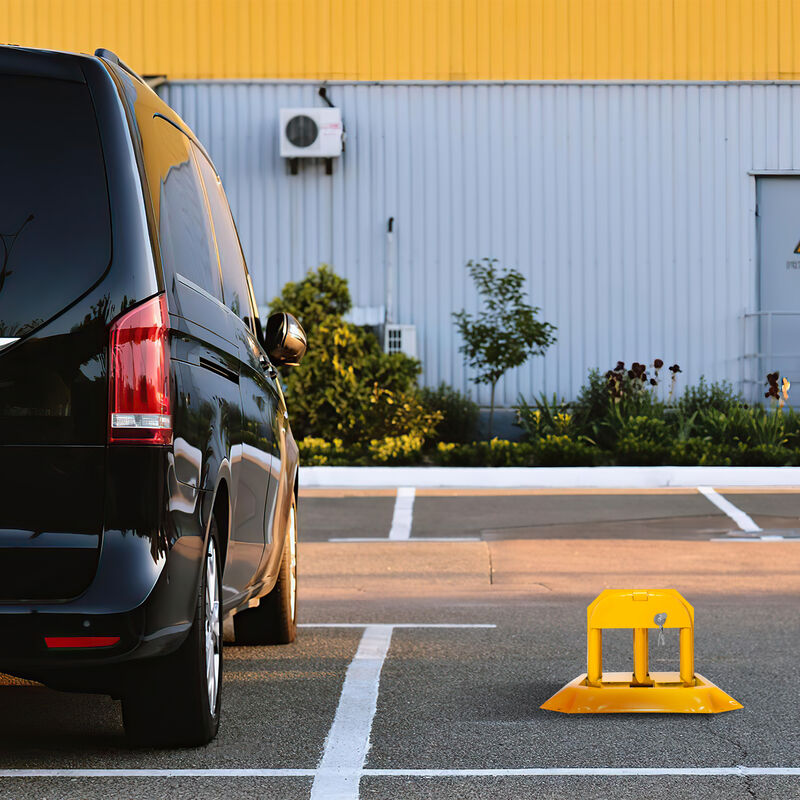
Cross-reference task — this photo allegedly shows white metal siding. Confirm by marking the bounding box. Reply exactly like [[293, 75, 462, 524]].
[[161, 81, 796, 406]]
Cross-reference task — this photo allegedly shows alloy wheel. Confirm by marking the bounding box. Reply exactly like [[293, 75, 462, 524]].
[[288, 504, 297, 622], [205, 537, 221, 715]]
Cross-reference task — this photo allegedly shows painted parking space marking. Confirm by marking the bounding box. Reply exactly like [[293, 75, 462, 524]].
[[388, 487, 415, 540], [0, 769, 317, 777], [712, 535, 800, 542], [309, 625, 393, 799], [0, 766, 798, 778], [299, 623, 496, 629], [364, 767, 800, 777], [698, 486, 761, 532], [328, 537, 481, 542], [308, 622, 495, 799]]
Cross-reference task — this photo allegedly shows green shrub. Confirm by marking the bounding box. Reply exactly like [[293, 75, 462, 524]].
[[270, 265, 441, 444], [420, 383, 479, 444], [571, 368, 613, 436], [368, 434, 425, 464], [668, 437, 735, 466], [515, 394, 574, 440], [676, 377, 743, 416], [737, 443, 795, 467], [693, 405, 788, 449], [613, 416, 671, 465], [433, 439, 535, 467], [297, 436, 358, 466], [534, 435, 599, 466]]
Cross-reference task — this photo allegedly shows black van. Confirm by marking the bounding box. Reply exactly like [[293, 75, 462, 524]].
[[0, 45, 307, 746]]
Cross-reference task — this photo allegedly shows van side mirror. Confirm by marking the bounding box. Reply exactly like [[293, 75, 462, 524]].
[[263, 312, 307, 367]]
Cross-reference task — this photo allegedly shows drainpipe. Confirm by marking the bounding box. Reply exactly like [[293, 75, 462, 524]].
[[385, 217, 395, 324]]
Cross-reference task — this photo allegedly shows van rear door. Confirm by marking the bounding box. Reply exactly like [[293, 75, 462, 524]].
[[0, 57, 112, 600]]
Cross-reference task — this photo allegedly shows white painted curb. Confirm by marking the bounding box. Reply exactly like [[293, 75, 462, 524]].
[[299, 466, 800, 489]]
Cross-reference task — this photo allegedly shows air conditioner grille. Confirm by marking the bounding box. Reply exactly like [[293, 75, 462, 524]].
[[286, 114, 318, 148]]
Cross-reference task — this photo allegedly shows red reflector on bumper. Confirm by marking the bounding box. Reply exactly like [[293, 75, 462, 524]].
[[44, 636, 120, 649]]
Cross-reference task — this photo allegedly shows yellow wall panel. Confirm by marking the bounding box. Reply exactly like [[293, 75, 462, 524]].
[[3, 0, 800, 81]]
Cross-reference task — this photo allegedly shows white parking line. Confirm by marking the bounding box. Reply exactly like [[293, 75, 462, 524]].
[[711, 536, 799, 542], [309, 624, 393, 800], [388, 487, 415, 540], [698, 486, 761, 532], [1, 766, 798, 778], [365, 767, 800, 777], [0, 769, 316, 777], [299, 623, 496, 629], [308, 622, 496, 799], [328, 537, 480, 543]]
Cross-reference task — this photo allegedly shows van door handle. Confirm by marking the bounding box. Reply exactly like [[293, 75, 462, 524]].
[[199, 356, 239, 383]]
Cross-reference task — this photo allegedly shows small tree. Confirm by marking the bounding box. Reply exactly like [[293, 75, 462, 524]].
[[453, 258, 556, 437]]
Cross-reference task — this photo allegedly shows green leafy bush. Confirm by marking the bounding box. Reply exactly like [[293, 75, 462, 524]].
[[668, 437, 736, 466], [676, 377, 743, 416], [434, 439, 535, 467], [420, 383, 479, 444], [368, 434, 425, 464], [612, 416, 671, 465], [737, 443, 795, 467], [534, 435, 598, 466], [516, 395, 574, 439], [270, 265, 441, 444], [297, 436, 357, 466]]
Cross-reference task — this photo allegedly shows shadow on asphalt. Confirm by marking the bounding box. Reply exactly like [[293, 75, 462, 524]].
[[0, 685, 126, 752]]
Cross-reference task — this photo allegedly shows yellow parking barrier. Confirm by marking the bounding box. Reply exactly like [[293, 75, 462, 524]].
[[541, 589, 743, 714]]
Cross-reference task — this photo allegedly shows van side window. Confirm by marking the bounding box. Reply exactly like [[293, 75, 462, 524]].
[[153, 118, 222, 301], [193, 146, 254, 325]]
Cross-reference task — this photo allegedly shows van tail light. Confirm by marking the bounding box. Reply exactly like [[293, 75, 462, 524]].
[[108, 294, 172, 445]]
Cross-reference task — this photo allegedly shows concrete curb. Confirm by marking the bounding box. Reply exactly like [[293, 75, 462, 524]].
[[299, 466, 800, 489]]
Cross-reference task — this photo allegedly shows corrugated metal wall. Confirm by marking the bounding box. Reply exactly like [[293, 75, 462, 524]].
[[4, 0, 800, 80], [162, 80, 793, 406]]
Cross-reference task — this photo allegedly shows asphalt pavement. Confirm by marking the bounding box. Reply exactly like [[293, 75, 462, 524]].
[[1, 487, 798, 799]]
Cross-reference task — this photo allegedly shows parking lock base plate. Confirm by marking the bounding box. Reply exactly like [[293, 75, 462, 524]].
[[541, 672, 743, 714]]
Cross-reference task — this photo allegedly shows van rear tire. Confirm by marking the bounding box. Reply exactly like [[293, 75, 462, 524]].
[[234, 497, 298, 645], [122, 520, 223, 747]]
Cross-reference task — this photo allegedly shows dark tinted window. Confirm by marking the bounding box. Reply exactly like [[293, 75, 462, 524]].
[[0, 75, 111, 339], [155, 118, 222, 301], [193, 146, 253, 323]]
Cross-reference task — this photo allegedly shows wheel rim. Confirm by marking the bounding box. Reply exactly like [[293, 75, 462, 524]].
[[288, 504, 297, 622], [205, 537, 221, 715]]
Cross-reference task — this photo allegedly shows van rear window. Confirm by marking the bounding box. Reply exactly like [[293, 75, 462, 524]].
[[0, 75, 111, 340]]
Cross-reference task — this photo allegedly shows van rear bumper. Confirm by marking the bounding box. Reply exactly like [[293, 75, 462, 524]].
[[0, 528, 190, 680], [0, 447, 211, 687]]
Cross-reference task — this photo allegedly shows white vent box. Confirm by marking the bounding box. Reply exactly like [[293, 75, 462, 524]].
[[280, 108, 343, 158], [384, 324, 417, 358]]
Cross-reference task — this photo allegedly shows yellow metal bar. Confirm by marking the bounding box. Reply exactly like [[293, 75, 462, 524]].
[[632, 627, 654, 686], [679, 627, 695, 686], [587, 628, 602, 686]]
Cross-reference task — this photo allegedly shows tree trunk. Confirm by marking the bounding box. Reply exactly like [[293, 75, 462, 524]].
[[488, 380, 497, 439]]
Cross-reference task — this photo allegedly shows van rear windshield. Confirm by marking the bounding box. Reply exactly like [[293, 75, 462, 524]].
[[0, 75, 111, 340]]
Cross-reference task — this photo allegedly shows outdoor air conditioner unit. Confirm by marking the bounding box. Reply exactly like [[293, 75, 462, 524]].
[[280, 108, 343, 168], [384, 324, 417, 358]]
